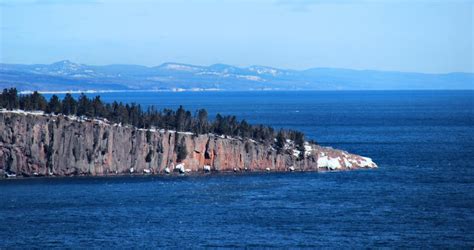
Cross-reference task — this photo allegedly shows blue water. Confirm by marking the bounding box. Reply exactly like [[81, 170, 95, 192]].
[[1, 91, 473, 247]]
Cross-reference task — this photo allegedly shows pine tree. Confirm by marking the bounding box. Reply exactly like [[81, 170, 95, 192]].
[[0, 89, 7, 108], [213, 114, 222, 134], [196, 109, 208, 134], [184, 110, 192, 131], [175, 105, 186, 131], [276, 130, 286, 152], [117, 102, 129, 124], [238, 119, 251, 138], [61, 93, 77, 115], [128, 103, 142, 127], [5, 88, 19, 110], [294, 131, 305, 151], [30, 91, 47, 111], [47, 95, 62, 114], [91, 96, 105, 117], [77, 94, 93, 117]]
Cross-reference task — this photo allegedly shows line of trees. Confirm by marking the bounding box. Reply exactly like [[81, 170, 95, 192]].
[[0, 88, 308, 150]]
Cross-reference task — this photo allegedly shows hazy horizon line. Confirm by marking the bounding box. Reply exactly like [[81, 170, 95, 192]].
[[2, 59, 473, 75]]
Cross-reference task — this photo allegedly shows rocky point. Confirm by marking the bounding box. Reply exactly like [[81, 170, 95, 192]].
[[0, 110, 377, 178]]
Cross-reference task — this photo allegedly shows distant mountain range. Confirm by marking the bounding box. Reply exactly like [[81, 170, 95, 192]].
[[1, 60, 472, 92]]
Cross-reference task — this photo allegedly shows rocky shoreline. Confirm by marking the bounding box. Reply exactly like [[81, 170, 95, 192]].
[[0, 110, 377, 178]]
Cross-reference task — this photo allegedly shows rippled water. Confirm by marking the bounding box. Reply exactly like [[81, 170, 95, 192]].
[[1, 91, 473, 247]]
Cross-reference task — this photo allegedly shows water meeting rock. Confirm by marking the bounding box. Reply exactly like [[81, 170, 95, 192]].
[[0, 110, 377, 178]]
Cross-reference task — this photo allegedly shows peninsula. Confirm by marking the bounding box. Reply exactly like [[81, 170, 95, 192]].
[[0, 88, 377, 178]]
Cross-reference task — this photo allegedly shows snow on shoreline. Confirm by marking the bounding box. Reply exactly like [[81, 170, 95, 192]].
[[18, 88, 223, 95], [15, 88, 323, 95]]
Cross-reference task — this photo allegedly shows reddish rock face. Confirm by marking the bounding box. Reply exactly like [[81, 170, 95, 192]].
[[0, 111, 377, 177]]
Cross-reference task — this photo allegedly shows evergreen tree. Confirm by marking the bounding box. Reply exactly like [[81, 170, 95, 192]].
[[196, 109, 208, 134], [10, 88, 19, 110], [216, 114, 223, 134], [47, 95, 62, 114], [276, 130, 286, 152], [128, 103, 142, 127], [77, 94, 93, 117], [175, 105, 186, 131], [91, 96, 106, 117], [2, 88, 19, 110], [0, 89, 7, 108], [162, 109, 175, 129], [238, 119, 251, 138], [61, 93, 77, 115], [30, 91, 47, 111], [184, 110, 192, 131], [19, 94, 31, 110], [116, 102, 129, 124], [293, 131, 305, 151]]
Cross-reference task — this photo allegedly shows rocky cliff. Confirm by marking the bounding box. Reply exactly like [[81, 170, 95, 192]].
[[0, 110, 377, 178]]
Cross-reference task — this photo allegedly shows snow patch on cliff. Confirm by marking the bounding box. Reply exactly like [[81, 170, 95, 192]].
[[292, 149, 301, 157], [304, 143, 313, 156], [317, 156, 343, 170], [1, 109, 45, 116], [177, 131, 194, 135], [360, 157, 377, 168]]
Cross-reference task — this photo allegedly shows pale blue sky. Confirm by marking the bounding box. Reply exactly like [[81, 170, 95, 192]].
[[0, 0, 472, 73]]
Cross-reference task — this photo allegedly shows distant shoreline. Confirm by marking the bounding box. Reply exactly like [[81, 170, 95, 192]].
[[18, 88, 223, 95], [5, 61, 473, 93], [18, 89, 474, 95]]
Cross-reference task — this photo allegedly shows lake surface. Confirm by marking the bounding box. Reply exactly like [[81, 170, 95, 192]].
[[1, 91, 473, 247]]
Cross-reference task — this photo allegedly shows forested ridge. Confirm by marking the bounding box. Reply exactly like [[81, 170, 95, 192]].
[[0, 88, 310, 151]]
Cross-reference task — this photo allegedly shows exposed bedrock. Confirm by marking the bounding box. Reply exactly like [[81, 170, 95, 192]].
[[0, 111, 377, 177]]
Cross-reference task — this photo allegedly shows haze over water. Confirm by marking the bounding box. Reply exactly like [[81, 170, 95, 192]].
[[1, 90, 473, 247]]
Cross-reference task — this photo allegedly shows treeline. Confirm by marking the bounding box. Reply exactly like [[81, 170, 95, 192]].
[[0, 88, 309, 150]]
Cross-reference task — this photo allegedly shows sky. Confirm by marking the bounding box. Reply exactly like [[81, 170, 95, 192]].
[[0, 0, 472, 73]]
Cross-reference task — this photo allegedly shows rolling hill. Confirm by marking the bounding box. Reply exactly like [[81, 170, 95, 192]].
[[1, 60, 472, 92]]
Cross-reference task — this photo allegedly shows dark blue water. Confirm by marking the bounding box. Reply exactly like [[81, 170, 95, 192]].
[[1, 91, 473, 247]]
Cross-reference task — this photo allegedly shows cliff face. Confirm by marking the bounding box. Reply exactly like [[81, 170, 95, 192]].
[[0, 110, 377, 177]]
